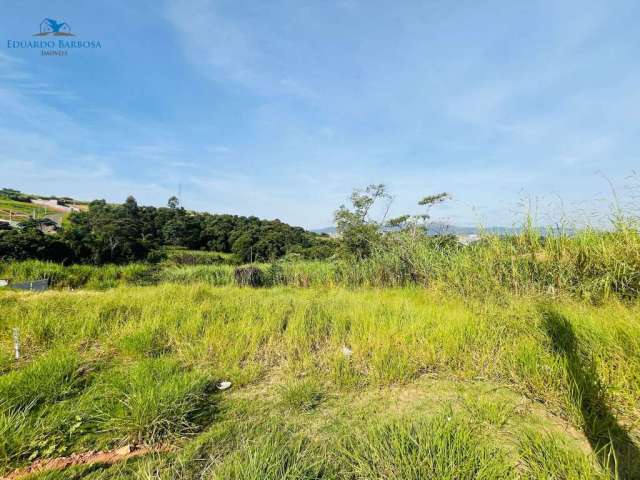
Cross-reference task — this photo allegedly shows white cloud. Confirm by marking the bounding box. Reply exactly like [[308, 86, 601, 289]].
[[164, 0, 317, 98]]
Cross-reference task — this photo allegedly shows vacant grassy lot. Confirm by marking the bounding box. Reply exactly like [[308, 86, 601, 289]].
[[0, 284, 638, 478]]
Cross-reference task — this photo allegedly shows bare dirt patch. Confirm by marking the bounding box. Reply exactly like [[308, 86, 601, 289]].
[[2, 444, 169, 480]]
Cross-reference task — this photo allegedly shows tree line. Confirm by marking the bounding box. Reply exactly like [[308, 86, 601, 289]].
[[0, 195, 336, 264]]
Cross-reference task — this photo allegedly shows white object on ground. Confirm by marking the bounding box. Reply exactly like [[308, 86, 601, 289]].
[[0, 280, 8, 287], [217, 381, 232, 390], [341, 346, 352, 357], [13, 328, 20, 360]]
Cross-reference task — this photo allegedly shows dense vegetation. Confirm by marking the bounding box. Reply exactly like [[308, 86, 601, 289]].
[[2, 184, 638, 302], [0, 193, 336, 264], [2, 221, 639, 302]]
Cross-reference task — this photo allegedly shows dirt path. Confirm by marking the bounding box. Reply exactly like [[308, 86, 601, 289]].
[[2, 445, 168, 480]]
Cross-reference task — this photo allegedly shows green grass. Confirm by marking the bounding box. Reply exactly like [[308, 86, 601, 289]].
[[0, 260, 156, 289], [158, 260, 339, 288], [3, 222, 639, 303], [0, 196, 44, 220], [162, 248, 238, 266], [0, 284, 637, 478], [278, 378, 325, 412], [0, 347, 84, 411], [210, 430, 329, 480], [96, 358, 215, 444], [519, 430, 609, 479], [341, 412, 513, 479], [341, 225, 640, 301]]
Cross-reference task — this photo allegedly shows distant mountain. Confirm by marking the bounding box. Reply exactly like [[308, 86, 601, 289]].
[[311, 223, 556, 236], [312, 226, 339, 235]]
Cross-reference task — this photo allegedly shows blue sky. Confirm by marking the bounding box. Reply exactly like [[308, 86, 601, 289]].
[[1, 1, 638, 229]]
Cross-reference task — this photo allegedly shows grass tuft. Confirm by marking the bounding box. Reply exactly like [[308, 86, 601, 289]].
[[519, 430, 608, 479], [97, 358, 215, 444], [279, 378, 325, 412], [342, 412, 513, 479]]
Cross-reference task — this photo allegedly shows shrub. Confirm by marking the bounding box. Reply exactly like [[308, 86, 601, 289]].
[[234, 266, 263, 287]]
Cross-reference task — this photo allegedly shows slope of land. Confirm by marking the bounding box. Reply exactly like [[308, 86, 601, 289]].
[[0, 192, 88, 225]]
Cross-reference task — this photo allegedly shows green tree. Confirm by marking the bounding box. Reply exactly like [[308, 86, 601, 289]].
[[334, 184, 391, 258], [62, 199, 149, 263], [386, 192, 450, 236], [335, 185, 451, 258], [167, 196, 180, 209], [0, 229, 74, 262]]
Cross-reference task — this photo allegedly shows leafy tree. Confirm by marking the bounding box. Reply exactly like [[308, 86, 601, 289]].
[[335, 185, 451, 258], [62, 199, 149, 264], [201, 214, 238, 251], [387, 192, 450, 236], [334, 184, 391, 258], [167, 196, 180, 209], [2, 193, 336, 264], [231, 228, 259, 262], [0, 229, 74, 262]]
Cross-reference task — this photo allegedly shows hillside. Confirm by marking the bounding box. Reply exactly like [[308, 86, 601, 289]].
[[0, 189, 337, 264], [0, 189, 88, 225]]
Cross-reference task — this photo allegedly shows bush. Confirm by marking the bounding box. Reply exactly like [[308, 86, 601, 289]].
[[0, 229, 75, 263], [234, 266, 263, 287]]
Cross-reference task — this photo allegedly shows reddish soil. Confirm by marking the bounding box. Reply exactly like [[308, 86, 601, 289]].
[[2, 444, 168, 480]]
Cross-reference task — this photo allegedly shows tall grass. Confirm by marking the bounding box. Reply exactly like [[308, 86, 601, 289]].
[[342, 412, 513, 479], [3, 221, 638, 302], [97, 357, 215, 443], [340, 225, 640, 301], [0, 285, 633, 477], [162, 248, 237, 266], [159, 260, 339, 288], [0, 260, 155, 290]]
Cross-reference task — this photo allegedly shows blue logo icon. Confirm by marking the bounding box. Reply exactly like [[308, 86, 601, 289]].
[[34, 18, 74, 37], [6, 17, 102, 55]]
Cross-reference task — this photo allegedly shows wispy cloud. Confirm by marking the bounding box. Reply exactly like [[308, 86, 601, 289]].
[[2, 1, 638, 229], [165, 0, 316, 98]]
